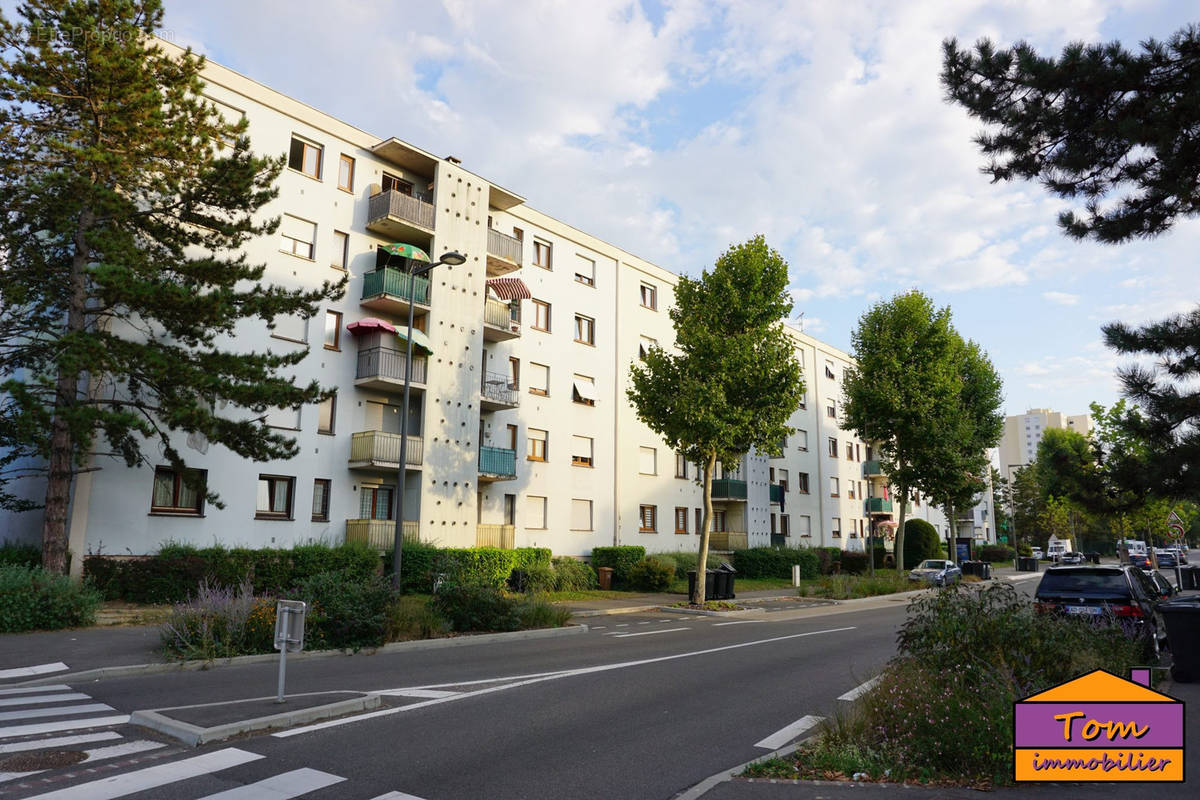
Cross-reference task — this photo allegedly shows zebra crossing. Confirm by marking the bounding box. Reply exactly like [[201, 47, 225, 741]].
[[0, 684, 426, 799]]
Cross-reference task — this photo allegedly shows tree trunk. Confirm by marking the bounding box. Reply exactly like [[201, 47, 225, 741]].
[[41, 211, 92, 575], [694, 452, 716, 604], [894, 481, 908, 573], [945, 500, 955, 562]]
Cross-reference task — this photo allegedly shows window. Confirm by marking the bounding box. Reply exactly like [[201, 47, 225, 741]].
[[532, 299, 551, 332], [798, 515, 811, 537], [832, 517, 842, 538], [827, 404, 837, 419], [571, 435, 594, 467], [331, 231, 348, 270], [527, 428, 548, 461], [856, 444, 861, 461], [640, 282, 657, 310], [529, 362, 549, 396], [830, 477, 839, 497], [847, 481, 856, 500], [675, 453, 688, 479], [324, 310, 342, 350], [797, 430, 808, 451], [575, 255, 595, 286], [512, 227, 524, 242], [533, 239, 552, 269], [151, 466, 205, 514], [639, 446, 657, 475], [695, 508, 702, 534], [714, 510, 727, 531], [797, 472, 810, 493], [574, 314, 595, 345], [846, 442, 854, 460], [265, 405, 301, 430], [572, 374, 597, 406], [270, 314, 307, 344], [675, 507, 688, 534], [279, 214, 316, 259], [571, 499, 593, 531], [527, 495, 547, 529], [638, 335, 658, 360], [317, 392, 336, 435], [504, 494, 516, 525], [508, 357, 520, 391], [798, 392, 807, 410], [825, 360, 836, 380], [256, 475, 294, 519], [639, 504, 657, 532], [311, 479, 331, 522], [781, 515, 790, 537], [506, 424, 518, 451], [381, 172, 413, 195], [360, 485, 393, 520], [288, 135, 322, 179], [828, 437, 838, 457], [329, 152, 351, 192]]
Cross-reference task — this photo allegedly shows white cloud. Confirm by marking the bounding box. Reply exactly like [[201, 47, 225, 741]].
[[1044, 291, 1080, 306]]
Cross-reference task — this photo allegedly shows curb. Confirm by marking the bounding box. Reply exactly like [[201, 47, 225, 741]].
[[657, 605, 768, 618], [131, 692, 381, 747], [558, 605, 663, 618], [15, 623, 588, 688]]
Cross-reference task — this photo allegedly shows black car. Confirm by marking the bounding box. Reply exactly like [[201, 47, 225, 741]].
[[1034, 565, 1166, 658], [1154, 549, 1178, 568]]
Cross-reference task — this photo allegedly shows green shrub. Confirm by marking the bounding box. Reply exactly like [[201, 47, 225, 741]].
[[872, 547, 890, 568], [628, 558, 674, 591], [902, 519, 941, 569], [0, 565, 102, 632], [838, 550, 869, 575], [732, 547, 818, 579], [512, 547, 552, 571], [508, 564, 557, 594], [666, 551, 700, 576], [551, 557, 597, 591], [82, 555, 125, 600], [288, 570, 396, 651], [798, 571, 911, 599], [590, 545, 646, 586], [515, 596, 572, 628], [119, 555, 209, 604], [0, 542, 41, 568], [437, 547, 516, 588], [977, 544, 1014, 562], [383, 540, 441, 594], [432, 584, 520, 632], [385, 595, 449, 641], [816, 547, 842, 575], [159, 580, 273, 660]]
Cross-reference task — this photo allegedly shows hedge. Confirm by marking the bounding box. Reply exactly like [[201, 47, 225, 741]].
[[839, 550, 870, 575], [0, 565, 102, 632], [0, 542, 41, 569], [590, 546, 646, 587], [977, 544, 1015, 563], [903, 519, 942, 569], [731, 547, 818, 579]]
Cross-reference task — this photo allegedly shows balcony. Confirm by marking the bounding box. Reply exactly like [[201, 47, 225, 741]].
[[355, 347, 426, 393], [710, 478, 748, 501], [480, 370, 519, 412], [709, 531, 748, 551], [478, 445, 517, 481], [864, 497, 894, 515], [348, 431, 423, 470], [345, 519, 419, 549], [862, 460, 884, 478], [360, 267, 430, 317], [486, 229, 523, 277], [769, 484, 784, 504], [476, 524, 515, 549], [482, 298, 521, 342], [366, 189, 435, 242]]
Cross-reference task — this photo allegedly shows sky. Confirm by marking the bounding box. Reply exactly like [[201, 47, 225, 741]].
[[156, 1, 1198, 418]]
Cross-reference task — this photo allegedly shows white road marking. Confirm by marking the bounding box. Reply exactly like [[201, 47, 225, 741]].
[[374, 689, 457, 699], [0, 692, 91, 708], [638, 621, 651, 625], [591, 625, 606, 629], [615, 623, 629, 627], [0, 740, 166, 784], [0, 770, 39, 782], [0, 731, 121, 754], [838, 675, 882, 701], [0, 703, 113, 722], [612, 628, 690, 638], [368, 792, 429, 800], [0, 714, 130, 739], [277, 625, 857, 739], [658, 619, 673, 623], [754, 715, 825, 749], [0, 685, 73, 698], [713, 620, 766, 626], [0, 663, 68, 680], [196, 767, 344, 799], [23, 747, 263, 799]]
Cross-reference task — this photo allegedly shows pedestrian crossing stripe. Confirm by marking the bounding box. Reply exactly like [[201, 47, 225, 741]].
[[23, 747, 263, 799], [196, 767, 344, 799]]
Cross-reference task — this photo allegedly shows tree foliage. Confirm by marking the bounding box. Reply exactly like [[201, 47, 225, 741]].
[[942, 26, 1200, 243], [0, 0, 344, 572], [627, 235, 803, 602]]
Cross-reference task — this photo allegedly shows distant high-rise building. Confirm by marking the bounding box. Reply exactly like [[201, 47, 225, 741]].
[[998, 408, 1093, 482]]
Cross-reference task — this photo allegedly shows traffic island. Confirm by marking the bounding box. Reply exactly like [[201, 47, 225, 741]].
[[131, 691, 381, 747]]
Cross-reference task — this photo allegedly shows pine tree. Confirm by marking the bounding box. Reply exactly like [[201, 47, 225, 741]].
[[0, 0, 345, 573]]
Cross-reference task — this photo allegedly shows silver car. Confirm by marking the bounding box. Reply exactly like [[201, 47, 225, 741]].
[[908, 559, 963, 587]]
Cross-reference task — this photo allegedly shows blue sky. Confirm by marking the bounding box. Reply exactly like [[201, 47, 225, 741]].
[[158, 2, 1200, 417]]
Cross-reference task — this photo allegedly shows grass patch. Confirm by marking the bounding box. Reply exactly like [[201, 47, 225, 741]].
[[796, 572, 912, 599], [667, 600, 744, 611], [665, 575, 796, 594]]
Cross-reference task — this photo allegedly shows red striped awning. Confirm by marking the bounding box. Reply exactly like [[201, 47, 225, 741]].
[[486, 277, 532, 301]]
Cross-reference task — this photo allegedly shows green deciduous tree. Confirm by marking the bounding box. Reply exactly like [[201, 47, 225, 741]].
[[0, 0, 344, 573], [1033, 428, 1098, 508], [627, 236, 803, 603]]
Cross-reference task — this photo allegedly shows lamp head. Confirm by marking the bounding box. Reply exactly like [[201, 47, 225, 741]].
[[437, 251, 467, 266]]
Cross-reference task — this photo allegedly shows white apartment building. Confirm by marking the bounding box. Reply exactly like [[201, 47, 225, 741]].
[[998, 408, 1093, 484], [1, 44, 957, 572]]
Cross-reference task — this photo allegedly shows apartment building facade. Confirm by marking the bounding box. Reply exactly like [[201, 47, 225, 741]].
[[1, 44, 962, 572]]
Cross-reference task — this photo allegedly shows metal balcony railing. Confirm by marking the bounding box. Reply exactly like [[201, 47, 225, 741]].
[[486, 229, 523, 265], [367, 189, 435, 231], [361, 267, 430, 306], [484, 298, 520, 331], [864, 498, 894, 514], [349, 431, 423, 466], [478, 446, 517, 477], [709, 531, 748, 550], [711, 478, 748, 500], [476, 524, 515, 549], [356, 347, 427, 384], [345, 519, 419, 549], [481, 371, 519, 406]]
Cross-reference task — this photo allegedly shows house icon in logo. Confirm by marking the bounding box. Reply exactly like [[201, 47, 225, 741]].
[[1013, 668, 1184, 782]]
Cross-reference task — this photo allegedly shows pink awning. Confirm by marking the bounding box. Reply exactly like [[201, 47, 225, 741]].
[[346, 317, 398, 336], [485, 277, 532, 301]]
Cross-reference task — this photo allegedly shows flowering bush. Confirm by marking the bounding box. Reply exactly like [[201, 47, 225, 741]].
[[159, 580, 274, 660]]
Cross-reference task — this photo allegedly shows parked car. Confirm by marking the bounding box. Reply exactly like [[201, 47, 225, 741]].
[[1166, 546, 1189, 565], [1034, 565, 1167, 658], [1147, 570, 1177, 602], [1031, 547, 1044, 560], [1155, 549, 1178, 569], [908, 559, 962, 587], [1061, 551, 1086, 565], [1129, 553, 1151, 569]]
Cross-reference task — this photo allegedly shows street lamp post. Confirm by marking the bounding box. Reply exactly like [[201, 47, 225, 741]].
[[392, 250, 466, 589]]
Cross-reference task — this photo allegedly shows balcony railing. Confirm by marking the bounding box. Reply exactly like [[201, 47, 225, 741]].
[[478, 445, 517, 478], [367, 189, 435, 233], [476, 524, 515, 549], [345, 519, 419, 549], [862, 460, 884, 478], [484, 297, 520, 330], [864, 498, 894, 514], [711, 478, 748, 501], [480, 371, 519, 408], [349, 431, 423, 467], [769, 484, 784, 504], [362, 267, 430, 306], [709, 531, 748, 551], [357, 346, 426, 385], [486, 229, 523, 266]]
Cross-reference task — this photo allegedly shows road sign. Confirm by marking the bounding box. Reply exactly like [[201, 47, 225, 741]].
[[274, 600, 307, 653]]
